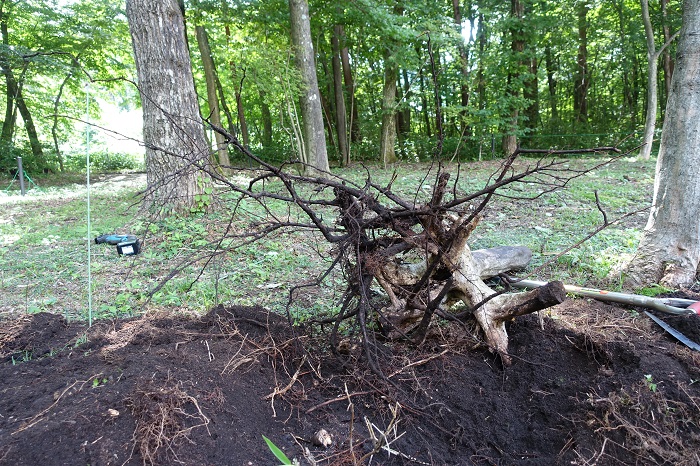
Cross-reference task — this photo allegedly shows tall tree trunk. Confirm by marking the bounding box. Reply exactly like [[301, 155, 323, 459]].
[[545, 45, 558, 122], [639, 0, 658, 160], [452, 0, 470, 132], [259, 90, 273, 148], [331, 25, 349, 166], [639, 0, 679, 160], [195, 25, 231, 170], [419, 65, 431, 139], [379, 46, 398, 167], [523, 56, 539, 132], [126, 0, 209, 216], [288, 0, 329, 173], [233, 67, 249, 148], [476, 12, 486, 113], [52, 71, 74, 172], [397, 69, 411, 137], [14, 69, 44, 161], [319, 46, 336, 152], [573, 1, 590, 125], [624, 0, 700, 289], [0, 6, 43, 162], [661, 0, 675, 114], [223, 25, 249, 147], [0, 13, 15, 145], [502, 0, 524, 156], [427, 38, 444, 157], [338, 25, 360, 144]]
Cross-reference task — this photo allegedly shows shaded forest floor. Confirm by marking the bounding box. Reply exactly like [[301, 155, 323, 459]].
[[2, 294, 700, 466]]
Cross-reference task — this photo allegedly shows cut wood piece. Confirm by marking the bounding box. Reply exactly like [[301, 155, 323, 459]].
[[377, 241, 563, 365], [471, 246, 532, 279]]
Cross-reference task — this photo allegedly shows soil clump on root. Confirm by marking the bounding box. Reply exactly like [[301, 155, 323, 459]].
[[1, 300, 699, 465]]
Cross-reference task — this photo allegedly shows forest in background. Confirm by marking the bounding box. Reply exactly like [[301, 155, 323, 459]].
[[0, 0, 682, 174]]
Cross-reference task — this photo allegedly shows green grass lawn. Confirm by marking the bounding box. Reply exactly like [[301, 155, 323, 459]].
[[0, 155, 657, 322]]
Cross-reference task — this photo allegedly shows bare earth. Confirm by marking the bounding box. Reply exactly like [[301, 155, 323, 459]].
[[1, 293, 700, 465]]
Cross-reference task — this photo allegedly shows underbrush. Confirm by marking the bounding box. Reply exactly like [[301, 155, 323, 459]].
[[0, 156, 655, 323]]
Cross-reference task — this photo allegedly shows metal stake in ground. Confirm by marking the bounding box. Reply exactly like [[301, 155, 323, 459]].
[[17, 157, 25, 195]]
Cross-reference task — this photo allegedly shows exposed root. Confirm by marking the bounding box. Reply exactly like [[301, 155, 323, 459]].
[[581, 380, 699, 465], [12, 374, 101, 435], [126, 379, 210, 465]]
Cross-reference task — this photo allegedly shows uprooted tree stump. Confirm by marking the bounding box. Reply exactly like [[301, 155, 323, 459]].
[[189, 126, 622, 368]]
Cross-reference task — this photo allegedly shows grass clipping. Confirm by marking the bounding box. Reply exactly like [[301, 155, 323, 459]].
[[126, 379, 210, 465]]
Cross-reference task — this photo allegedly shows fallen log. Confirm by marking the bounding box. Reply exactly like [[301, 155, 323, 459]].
[[379, 242, 566, 365]]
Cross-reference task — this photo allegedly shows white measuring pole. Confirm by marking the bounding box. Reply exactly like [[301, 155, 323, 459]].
[[85, 83, 93, 327]]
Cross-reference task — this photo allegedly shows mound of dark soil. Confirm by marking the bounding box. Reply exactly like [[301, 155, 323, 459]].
[[1, 299, 699, 465]]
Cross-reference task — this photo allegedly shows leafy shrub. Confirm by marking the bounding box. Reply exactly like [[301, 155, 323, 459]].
[[65, 150, 143, 172], [0, 141, 58, 174]]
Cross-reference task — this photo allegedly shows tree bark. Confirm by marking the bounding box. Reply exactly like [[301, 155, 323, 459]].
[[126, 0, 209, 216], [573, 1, 590, 125], [625, 0, 700, 289], [639, 0, 659, 161], [545, 45, 558, 122], [288, 0, 329, 173], [259, 90, 273, 149], [195, 25, 231, 171], [338, 25, 361, 144], [639, 0, 679, 161], [476, 12, 486, 113], [331, 25, 349, 166], [0, 5, 44, 163], [661, 0, 675, 104], [502, 0, 524, 156], [452, 0, 470, 130], [523, 56, 539, 132], [379, 46, 398, 167], [1, 0, 16, 145]]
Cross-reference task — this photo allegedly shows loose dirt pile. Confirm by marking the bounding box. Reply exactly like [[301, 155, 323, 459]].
[[1, 298, 699, 465]]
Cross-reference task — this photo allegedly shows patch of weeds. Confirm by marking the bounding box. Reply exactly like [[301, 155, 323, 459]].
[[97, 291, 137, 319], [637, 284, 674, 297], [644, 374, 658, 393], [10, 350, 33, 365], [74, 332, 88, 347], [92, 376, 109, 388]]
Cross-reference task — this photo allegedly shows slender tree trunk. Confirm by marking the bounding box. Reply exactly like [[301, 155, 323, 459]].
[[427, 38, 444, 157], [1, 10, 43, 162], [625, 0, 700, 289], [639, 0, 679, 160], [126, 0, 209, 216], [1, 0, 16, 145], [419, 65, 431, 139], [524, 56, 539, 132], [52, 71, 74, 172], [502, 0, 524, 156], [573, 1, 590, 125], [477, 12, 486, 113], [452, 0, 470, 128], [259, 90, 273, 148], [379, 46, 398, 167], [640, 0, 659, 161], [288, 0, 329, 172], [195, 25, 231, 170], [331, 25, 349, 166], [319, 46, 336, 152], [397, 69, 411, 137], [661, 0, 675, 113], [214, 67, 236, 136], [338, 25, 360, 144], [223, 24, 249, 147], [545, 45, 558, 122]]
